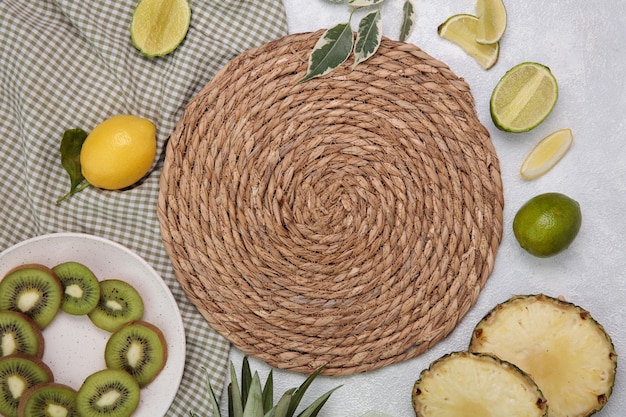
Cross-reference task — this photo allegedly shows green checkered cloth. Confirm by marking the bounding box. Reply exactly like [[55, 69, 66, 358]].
[[0, 0, 287, 414]]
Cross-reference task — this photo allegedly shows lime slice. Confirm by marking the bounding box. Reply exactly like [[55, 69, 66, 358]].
[[520, 128, 573, 179], [130, 0, 191, 57], [438, 14, 499, 70], [490, 62, 558, 132], [476, 0, 507, 44]]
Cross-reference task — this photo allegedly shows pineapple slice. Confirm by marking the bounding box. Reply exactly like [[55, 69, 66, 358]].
[[469, 294, 617, 417], [412, 351, 548, 417]]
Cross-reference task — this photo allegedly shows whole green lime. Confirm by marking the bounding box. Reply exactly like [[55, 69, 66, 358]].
[[513, 192, 582, 257]]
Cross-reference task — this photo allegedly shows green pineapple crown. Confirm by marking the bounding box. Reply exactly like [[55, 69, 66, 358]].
[[191, 357, 341, 417]]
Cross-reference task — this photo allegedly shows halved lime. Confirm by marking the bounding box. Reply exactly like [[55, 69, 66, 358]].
[[490, 62, 558, 132], [130, 0, 191, 57], [475, 0, 507, 44], [520, 128, 573, 179], [438, 14, 499, 70]]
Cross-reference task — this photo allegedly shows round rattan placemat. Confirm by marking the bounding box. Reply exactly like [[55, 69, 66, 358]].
[[158, 31, 503, 376]]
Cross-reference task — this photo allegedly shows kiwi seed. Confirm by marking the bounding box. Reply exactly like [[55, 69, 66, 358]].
[[76, 369, 140, 417], [52, 261, 101, 316], [88, 279, 144, 332], [0, 264, 63, 329], [0, 354, 54, 417], [17, 382, 78, 417], [0, 311, 45, 358], [105, 320, 168, 387]]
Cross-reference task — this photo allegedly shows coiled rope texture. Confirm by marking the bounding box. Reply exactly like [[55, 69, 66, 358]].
[[158, 31, 504, 375]]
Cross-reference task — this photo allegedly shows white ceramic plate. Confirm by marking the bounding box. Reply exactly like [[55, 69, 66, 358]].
[[0, 233, 186, 416]]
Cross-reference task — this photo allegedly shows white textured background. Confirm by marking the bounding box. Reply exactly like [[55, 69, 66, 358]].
[[222, 1, 626, 415]]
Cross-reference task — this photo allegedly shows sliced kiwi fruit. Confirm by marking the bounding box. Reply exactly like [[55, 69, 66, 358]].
[[52, 261, 101, 315], [0, 311, 45, 358], [88, 280, 144, 332], [105, 320, 168, 387], [0, 354, 54, 417], [0, 264, 63, 329], [17, 382, 78, 417], [76, 369, 140, 417]]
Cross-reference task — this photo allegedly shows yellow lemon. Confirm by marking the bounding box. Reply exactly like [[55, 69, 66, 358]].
[[80, 115, 157, 190]]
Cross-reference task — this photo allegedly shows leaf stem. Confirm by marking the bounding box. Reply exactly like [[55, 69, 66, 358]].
[[56, 181, 90, 204]]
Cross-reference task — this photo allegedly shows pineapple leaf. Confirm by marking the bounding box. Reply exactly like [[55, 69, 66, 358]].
[[201, 367, 223, 417], [271, 389, 296, 417], [242, 357, 253, 407], [286, 367, 325, 416], [296, 386, 342, 417], [262, 369, 274, 413], [243, 373, 265, 417], [230, 363, 244, 417]]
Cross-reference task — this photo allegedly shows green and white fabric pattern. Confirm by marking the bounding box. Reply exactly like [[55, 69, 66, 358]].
[[0, 0, 288, 414]]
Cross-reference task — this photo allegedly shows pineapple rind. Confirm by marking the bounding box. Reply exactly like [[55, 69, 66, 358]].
[[412, 351, 547, 417], [469, 294, 617, 417]]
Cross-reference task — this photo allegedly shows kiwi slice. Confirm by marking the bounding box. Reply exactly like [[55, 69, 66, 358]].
[[0, 354, 54, 417], [105, 320, 168, 387], [88, 279, 144, 332], [17, 382, 78, 417], [52, 261, 101, 315], [0, 311, 45, 358], [0, 264, 63, 329], [76, 369, 140, 417]]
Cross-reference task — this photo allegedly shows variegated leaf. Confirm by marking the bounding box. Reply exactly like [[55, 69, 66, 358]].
[[348, 0, 385, 7], [298, 22, 354, 83], [353, 8, 382, 68], [399, 0, 416, 42]]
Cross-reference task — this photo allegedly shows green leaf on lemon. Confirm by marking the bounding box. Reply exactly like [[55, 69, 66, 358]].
[[57, 128, 90, 204], [399, 0, 416, 42], [298, 22, 354, 83], [353, 8, 382, 68]]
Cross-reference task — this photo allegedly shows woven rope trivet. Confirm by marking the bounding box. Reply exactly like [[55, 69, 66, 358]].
[[157, 31, 503, 376]]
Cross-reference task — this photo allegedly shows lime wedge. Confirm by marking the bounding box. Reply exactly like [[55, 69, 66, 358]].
[[130, 0, 191, 57], [438, 14, 499, 70], [520, 128, 573, 179], [475, 0, 507, 44], [490, 62, 558, 132]]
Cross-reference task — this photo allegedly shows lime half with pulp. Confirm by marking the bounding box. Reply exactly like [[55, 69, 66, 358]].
[[130, 0, 191, 57], [490, 62, 558, 132]]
